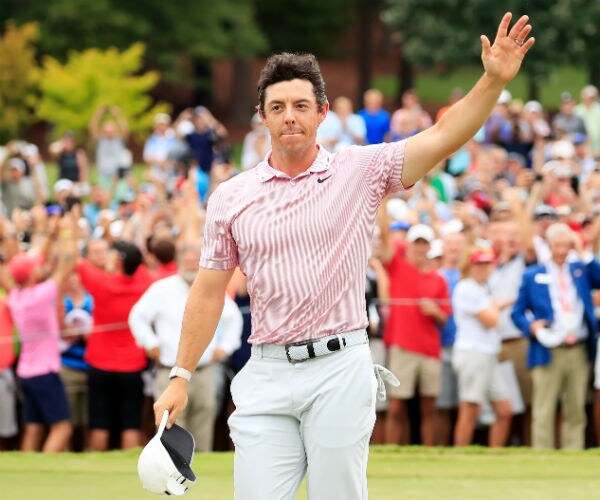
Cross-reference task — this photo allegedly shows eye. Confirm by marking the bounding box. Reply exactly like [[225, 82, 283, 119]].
[[271, 105, 282, 112]]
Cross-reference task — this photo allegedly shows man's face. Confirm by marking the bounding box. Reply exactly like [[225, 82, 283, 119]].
[[88, 240, 109, 269], [549, 232, 572, 265], [178, 249, 201, 283], [261, 79, 326, 157]]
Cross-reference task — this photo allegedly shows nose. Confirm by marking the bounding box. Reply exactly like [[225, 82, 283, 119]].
[[283, 104, 296, 124]]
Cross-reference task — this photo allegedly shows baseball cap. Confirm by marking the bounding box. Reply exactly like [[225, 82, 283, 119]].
[[469, 249, 495, 264], [54, 178, 74, 194], [560, 91, 574, 103], [573, 133, 587, 145], [533, 204, 558, 221], [8, 158, 26, 172], [154, 113, 172, 125], [138, 410, 196, 496], [523, 100, 543, 114], [536, 326, 565, 349], [581, 85, 598, 100], [390, 220, 411, 232], [427, 239, 443, 259], [497, 89, 512, 105], [551, 140, 575, 160], [8, 253, 44, 284], [406, 224, 435, 243]]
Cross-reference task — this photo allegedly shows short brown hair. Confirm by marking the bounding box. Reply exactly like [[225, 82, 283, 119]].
[[257, 53, 327, 114]]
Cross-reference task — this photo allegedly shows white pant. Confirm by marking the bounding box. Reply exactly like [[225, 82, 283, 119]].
[[228, 341, 377, 500]]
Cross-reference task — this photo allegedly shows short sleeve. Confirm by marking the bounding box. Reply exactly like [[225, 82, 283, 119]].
[[350, 140, 411, 200], [453, 280, 492, 316], [199, 185, 239, 270]]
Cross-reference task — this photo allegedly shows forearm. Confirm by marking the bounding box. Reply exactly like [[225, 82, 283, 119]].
[[404, 73, 504, 186], [175, 280, 227, 371]]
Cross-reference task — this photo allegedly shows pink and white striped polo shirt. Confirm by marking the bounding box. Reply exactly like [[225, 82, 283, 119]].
[[200, 140, 409, 345]]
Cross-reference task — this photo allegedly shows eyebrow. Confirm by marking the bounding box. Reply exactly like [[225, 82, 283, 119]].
[[267, 98, 313, 106]]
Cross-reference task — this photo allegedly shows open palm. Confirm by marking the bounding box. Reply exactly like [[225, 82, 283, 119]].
[[481, 13, 535, 84]]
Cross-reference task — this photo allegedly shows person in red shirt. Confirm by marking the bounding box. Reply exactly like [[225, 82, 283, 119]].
[[75, 240, 153, 451], [380, 222, 450, 445]]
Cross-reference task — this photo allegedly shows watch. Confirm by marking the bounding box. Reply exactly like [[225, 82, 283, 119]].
[[169, 366, 192, 382]]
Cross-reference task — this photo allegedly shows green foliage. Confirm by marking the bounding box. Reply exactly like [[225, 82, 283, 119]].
[[382, 0, 600, 84], [6, 0, 267, 83], [0, 22, 40, 143], [36, 43, 170, 140], [254, 0, 354, 56]]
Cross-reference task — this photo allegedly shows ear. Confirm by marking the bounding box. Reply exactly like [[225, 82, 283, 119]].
[[257, 108, 267, 124], [319, 101, 330, 123]]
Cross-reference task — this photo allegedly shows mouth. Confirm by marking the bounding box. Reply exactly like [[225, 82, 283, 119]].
[[281, 130, 303, 137]]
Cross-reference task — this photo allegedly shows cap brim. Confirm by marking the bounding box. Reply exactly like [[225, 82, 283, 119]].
[[160, 424, 196, 483]]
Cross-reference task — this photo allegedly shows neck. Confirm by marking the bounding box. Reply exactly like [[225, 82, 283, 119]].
[[270, 143, 319, 178]]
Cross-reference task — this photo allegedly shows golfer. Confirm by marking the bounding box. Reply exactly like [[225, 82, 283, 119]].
[[155, 13, 534, 499]]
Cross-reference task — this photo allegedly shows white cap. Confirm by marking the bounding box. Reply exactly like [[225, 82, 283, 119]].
[[523, 100, 543, 114], [386, 198, 409, 221], [54, 178, 74, 193], [138, 410, 196, 496], [497, 90, 512, 104], [406, 224, 435, 243], [552, 140, 575, 160], [427, 239, 443, 259], [177, 119, 195, 136], [440, 219, 464, 236], [8, 157, 26, 172], [536, 327, 565, 349]]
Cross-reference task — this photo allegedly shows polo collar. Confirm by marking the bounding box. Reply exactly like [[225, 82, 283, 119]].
[[256, 145, 331, 183]]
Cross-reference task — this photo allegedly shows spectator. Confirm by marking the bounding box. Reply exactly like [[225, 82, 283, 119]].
[[358, 88, 390, 144], [332, 96, 366, 149], [143, 113, 178, 187], [7, 220, 75, 452], [59, 270, 93, 451], [49, 132, 89, 185], [452, 247, 513, 447], [0, 157, 41, 217], [380, 222, 450, 445], [552, 92, 587, 139], [89, 105, 130, 187], [511, 223, 600, 449], [241, 113, 270, 171], [435, 231, 466, 446], [73, 239, 153, 451], [488, 219, 535, 446], [389, 89, 432, 142], [575, 85, 600, 156], [316, 108, 342, 151], [182, 106, 229, 174], [129, 243, 242, 451], [0, 289, 17, 450]]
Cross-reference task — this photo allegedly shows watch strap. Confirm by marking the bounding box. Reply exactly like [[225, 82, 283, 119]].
[[169, 366, 192, 382]]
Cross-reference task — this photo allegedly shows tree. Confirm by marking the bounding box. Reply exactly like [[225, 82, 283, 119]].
[[254, 0, 353, 56], [382, 0, 600, 100], [37, 43, 169, 140], [0, 22, 40, 143], [5, 0, 267, 106]]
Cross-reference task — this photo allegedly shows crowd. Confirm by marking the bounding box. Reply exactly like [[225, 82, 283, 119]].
[[1, 81, 600, 452]]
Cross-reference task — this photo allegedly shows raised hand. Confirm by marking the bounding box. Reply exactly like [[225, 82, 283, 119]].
[[481, 12, 535, 84]]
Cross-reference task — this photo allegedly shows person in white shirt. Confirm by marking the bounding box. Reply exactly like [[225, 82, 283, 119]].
[[452, 247, 513, 447], [129, 243, 243, 451]]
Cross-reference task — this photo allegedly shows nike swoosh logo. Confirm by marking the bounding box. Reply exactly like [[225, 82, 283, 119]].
[[317, 175, 332, 183]]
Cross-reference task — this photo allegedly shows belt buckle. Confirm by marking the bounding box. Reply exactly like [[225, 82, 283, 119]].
[[285, 341, 314, 364]]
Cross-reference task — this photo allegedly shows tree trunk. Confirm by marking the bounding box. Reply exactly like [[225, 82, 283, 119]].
[[230, 58, 254, 125], [396, 51, 414, 107], [356, 2, 375, 109], [589, 59, 600, 89], [527, 78, 539, 102], [193, 59, 213, 108]]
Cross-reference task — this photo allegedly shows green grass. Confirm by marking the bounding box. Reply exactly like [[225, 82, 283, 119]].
[[373, 65, 588, 109], [2, 447, 600, 500]]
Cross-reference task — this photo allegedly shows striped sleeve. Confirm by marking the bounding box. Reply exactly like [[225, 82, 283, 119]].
[[199, 185, 239, 270]]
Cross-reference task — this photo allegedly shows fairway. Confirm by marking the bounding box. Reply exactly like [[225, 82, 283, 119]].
[[1, 447, 600, 500]]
